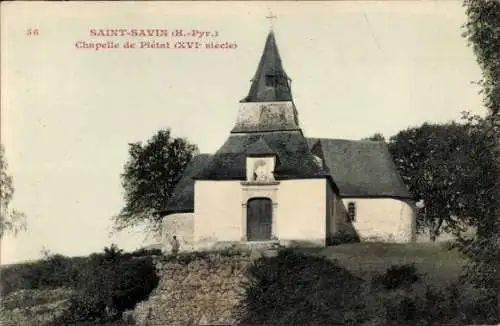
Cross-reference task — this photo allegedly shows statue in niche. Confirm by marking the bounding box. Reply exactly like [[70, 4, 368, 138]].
[[253, 159, 273, 182]]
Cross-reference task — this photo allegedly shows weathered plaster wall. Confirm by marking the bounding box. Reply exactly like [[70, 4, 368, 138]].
[[342, 198, 416, 243], [231, 101, 299, 133], [277, 179, 326, 246], [194, 181, 243, 250], [134, 252, 256, 326], [161, 213, 195, 253], [194, 179, 328, 249], [165, 184, 414, 251]]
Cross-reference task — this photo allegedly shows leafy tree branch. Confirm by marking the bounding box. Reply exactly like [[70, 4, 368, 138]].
[[113, 129, 198, 233]]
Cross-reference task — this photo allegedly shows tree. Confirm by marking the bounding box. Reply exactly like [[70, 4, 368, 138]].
[[463, 0, 500, 117], [0, 144, 26, 239], [461, 0, 500, 320], [113, 129, 198, 233], [387, 118, 495, 242]]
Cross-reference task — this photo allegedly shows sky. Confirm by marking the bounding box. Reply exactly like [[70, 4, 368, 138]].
[[1, 1, 486, 265]]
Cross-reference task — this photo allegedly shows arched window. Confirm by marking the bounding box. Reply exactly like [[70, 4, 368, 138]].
[[347, 202, 356, 222]]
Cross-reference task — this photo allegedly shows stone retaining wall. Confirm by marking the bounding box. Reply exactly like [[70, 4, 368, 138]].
[[133, 251, 259, 326]]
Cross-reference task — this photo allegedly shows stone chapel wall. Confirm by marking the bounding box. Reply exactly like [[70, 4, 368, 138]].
[[341, 198, 416, 243]]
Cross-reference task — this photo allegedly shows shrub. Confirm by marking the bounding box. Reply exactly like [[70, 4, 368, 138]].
[[237, 253, 481, 326], [51, 246, 160, 324], [372, 264, 420, 290], [1, 255, 85, 296], [365, 266, 468, 326], [236, 249, 365, 325], [123, 247, 162, 259], [1, 246, 160, 298]]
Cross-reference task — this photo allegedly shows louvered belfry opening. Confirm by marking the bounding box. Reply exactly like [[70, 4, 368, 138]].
[[246, 197, 273, 241]]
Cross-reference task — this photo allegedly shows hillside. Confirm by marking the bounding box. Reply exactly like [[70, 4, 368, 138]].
[[296, 242, 466, 283], [1, 242, 495, 325]]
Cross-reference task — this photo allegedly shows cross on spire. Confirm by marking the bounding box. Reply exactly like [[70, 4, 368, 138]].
[[265, 11, 277, 29]]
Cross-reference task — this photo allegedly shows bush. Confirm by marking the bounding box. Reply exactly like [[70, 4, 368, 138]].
[[365, 267, 470, 326], [123, 247, 162, 259], [372, 264, 420, 290], [0, 245, 161, 325], [53, 246, 159, 324], [237, 252, 484, 326], [1, 246, 160, 298], [1, 255, 85, 296], [236, 249, 365, 325]]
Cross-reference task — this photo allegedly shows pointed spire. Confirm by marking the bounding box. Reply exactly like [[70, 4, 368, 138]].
[[241, 30, 293, 102]]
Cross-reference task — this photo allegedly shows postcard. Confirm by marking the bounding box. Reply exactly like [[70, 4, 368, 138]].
[[1, 2, 496, 325]]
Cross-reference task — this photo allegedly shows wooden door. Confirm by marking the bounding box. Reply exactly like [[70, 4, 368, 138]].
[[246, 198, 273, 241]]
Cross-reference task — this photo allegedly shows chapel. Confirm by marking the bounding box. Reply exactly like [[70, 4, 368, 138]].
[[160, 29, 416, 252]]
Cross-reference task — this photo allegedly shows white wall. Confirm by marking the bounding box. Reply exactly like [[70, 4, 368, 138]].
[[277, 179, 326, 246], [194, 181, 243, 250], [194, 178, 328, 249], [341, 198, 416, 243], [161, 213, 195, 253], [163, 188, 416, 251]]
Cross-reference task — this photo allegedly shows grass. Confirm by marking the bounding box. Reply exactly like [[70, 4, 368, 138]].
[[294, 242, 466, 284]]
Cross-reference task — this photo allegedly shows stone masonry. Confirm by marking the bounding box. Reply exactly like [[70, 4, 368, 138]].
[[133, 250, 263, 326]]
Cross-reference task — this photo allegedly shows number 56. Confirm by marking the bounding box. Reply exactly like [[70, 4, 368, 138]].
[[26, 29, 39, 36]]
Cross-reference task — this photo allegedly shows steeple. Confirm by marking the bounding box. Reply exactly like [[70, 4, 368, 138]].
[[231, 28, 300, 134], [241, 30, 293, 102]]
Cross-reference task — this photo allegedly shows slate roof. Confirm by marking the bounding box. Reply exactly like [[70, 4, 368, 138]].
[[241, 30, 293, 102], [245, 137, 275, 156], [307, 138, 412, 199], [162, 137, 412, 215], [163, 154, 213, 214], [195, 131, 330, 180]]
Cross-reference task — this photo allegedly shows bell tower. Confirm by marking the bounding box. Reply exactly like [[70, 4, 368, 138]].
[[231, 28, 300, 134]]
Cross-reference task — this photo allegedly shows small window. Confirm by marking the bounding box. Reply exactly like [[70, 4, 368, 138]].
[[347, 202, 356, 222], [265, 74, 277, 87]]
